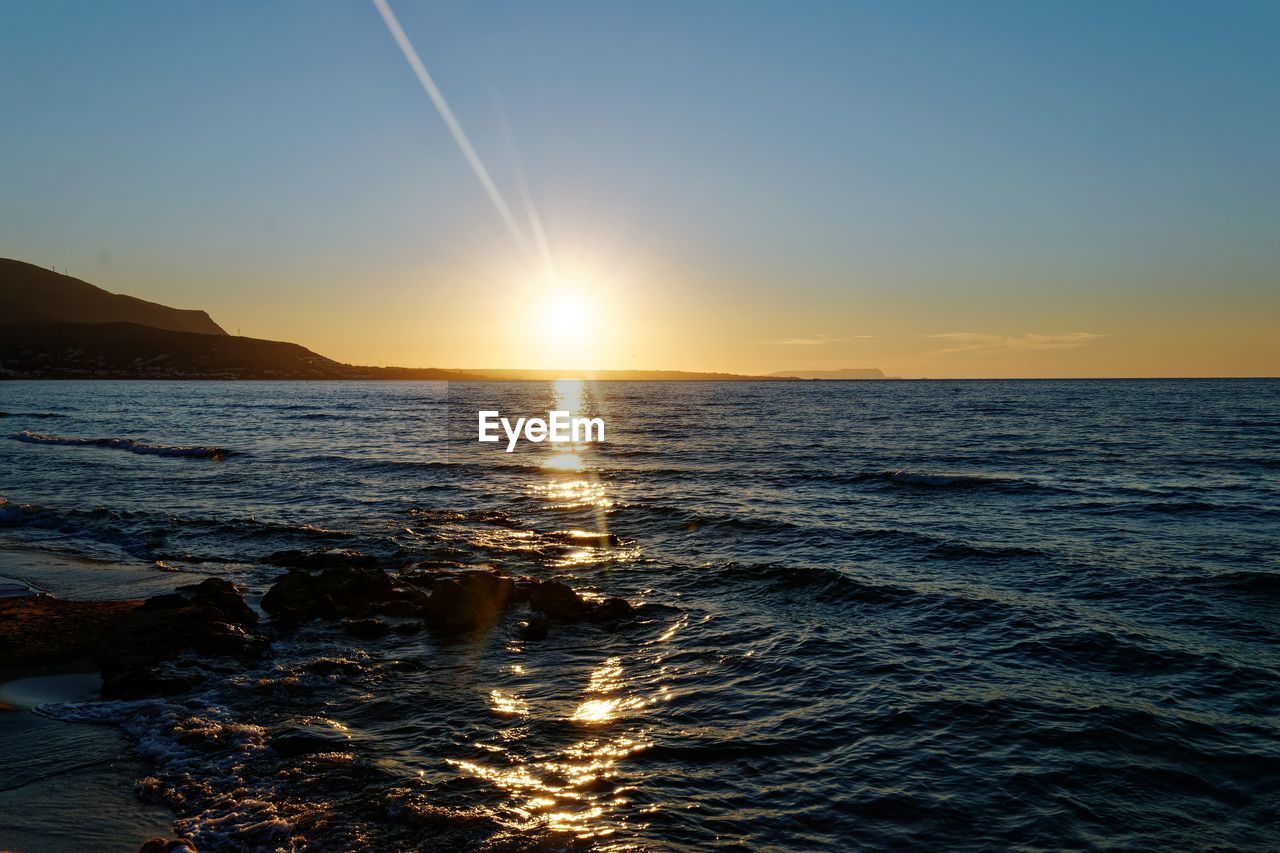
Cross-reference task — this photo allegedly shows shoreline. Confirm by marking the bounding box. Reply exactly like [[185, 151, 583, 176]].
[[0, 544, 182, 851]]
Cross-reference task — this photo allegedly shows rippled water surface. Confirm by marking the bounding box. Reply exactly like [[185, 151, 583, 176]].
[[2, 379, 1278, 850]]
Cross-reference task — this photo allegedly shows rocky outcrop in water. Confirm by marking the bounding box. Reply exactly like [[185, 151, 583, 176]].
[[260, 564, 431, 627], [99, 578, 268, 699], [138, 838, 198, 853], [259, 553, 634, 638], [0, 579, 268, 698]]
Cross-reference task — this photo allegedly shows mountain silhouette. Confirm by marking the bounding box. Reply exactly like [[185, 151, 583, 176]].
[[1, 258, 226, 335]]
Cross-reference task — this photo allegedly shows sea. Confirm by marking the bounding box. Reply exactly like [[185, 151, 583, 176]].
[[1, 379, 1278, 850]]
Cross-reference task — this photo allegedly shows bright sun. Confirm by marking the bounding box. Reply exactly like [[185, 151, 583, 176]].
[[542, 291, 593, 340]]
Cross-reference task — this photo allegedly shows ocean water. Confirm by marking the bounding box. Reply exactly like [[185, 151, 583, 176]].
[[1, 378, 1278, 850]]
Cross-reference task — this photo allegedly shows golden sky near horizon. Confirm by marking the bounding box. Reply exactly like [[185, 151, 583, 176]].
[[141, 245, 1275, 379]]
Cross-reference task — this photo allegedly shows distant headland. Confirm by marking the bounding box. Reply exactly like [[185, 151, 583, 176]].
[[770, 368, 892, 380], [0, 258, 884, 381]]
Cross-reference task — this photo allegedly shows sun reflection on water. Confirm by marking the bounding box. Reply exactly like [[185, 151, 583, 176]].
[[447, 381, 659, 842], [541, 452, 585, 471], [489, 689, 530, 717], [529, 477, 613, 510], [452, 654, 654, 841]]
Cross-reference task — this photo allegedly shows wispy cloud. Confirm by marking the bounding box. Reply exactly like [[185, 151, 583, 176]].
[[767, 334, 874, 346], [928, 332, 1104, 355], [771, 338, 827, 346]]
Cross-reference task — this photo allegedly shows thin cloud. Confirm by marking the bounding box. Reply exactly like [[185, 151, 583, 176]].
[[928, 332, 1104, 355], [767, 334, 875, 346]]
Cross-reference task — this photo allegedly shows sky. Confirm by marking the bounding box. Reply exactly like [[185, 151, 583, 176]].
[[2, 0, 1277, 377]]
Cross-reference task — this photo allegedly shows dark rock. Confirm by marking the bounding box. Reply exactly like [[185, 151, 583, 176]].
[[422, 570, 515, 635], [588, 596, 635, 624], [98, 579, 267, 699], [343, 617, 390, 639], [393, 622, 423, 636], [141, 593, 189, 611], [374, 590, 432, 618], [176, 577, 257, 627], [1, 579, 265, 700], [262, 565, 430, 627], [261, 568, 342, 625], [529, 580, 586, 621], [188, 621, 270, 657], [529, 580, 634, 625]]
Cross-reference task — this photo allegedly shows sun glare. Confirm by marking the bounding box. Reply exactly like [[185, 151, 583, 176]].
[[542, 291, 592, 340], [532, 284, 604, 369]]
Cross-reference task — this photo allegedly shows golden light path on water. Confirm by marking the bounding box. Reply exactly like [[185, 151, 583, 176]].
[[532, 381, 615, 567], [451, 654, 656, 840], [446, 380, 677, 842]]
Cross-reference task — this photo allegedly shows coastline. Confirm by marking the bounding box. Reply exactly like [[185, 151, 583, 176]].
[[0, 544, 182, 851]]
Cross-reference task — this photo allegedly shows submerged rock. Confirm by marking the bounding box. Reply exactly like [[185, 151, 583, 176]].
[[138, 838, 198, 853], [261, 562, 634, 638], [422, 570, 516, 635], [529, 580, 634, 625]]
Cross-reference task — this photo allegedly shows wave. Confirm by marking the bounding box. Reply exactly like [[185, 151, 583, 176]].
[[929, 542, 1044, 560], [879, 469, 1028, 488], [693, 561, 919, 605], [0, 497, 369, 565], [792, 468, 1046, 492], [0, 411, 68, 418], [997, 627, 1207, 675], [1194, 570, 1280, 597], [9, 430, 231, 460]]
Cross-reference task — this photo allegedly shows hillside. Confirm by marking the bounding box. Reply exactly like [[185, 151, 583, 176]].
[[0, 258, 226, 335], [0, 322, 477, 380]]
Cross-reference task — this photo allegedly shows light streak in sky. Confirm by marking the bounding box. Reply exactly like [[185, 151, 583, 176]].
[[371, 0, 534, 262]]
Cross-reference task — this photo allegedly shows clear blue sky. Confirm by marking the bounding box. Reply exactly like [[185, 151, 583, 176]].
[[2, 1, 1277, 375]]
